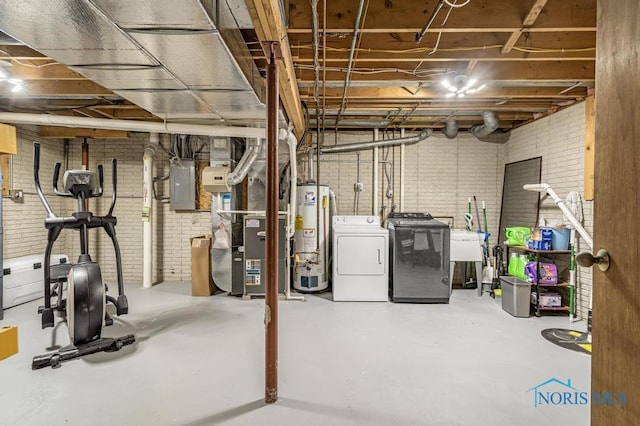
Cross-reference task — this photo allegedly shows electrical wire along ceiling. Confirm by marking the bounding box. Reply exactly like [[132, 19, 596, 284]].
[[0, 0, 596, 134]]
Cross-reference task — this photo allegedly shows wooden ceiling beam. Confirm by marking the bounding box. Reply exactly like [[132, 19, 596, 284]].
[[72, 109, 106, 119], [287, 0, 595, 32], [502, 0, 549, 54], [291, 55, 594, 63], [295, 61, 596, 82], [314, 112, 535, 120], [309, 104, 555, 112], [9, 61, 85, 80], [287, 27, 596, 34], [246, 0, 304, 139], [101, 109, 156, 120], [39, 126, 129, 139], [289, 30, 595, 47], [298, 86, 588, 100], [0, 44, 48, 59], [87, 108, 116, 119], [14, 80, 112, 96]]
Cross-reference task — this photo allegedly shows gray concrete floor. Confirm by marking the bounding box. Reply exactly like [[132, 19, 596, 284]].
[[0, 284, 590, 426]]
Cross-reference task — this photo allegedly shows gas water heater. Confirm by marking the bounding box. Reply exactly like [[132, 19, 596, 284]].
[[293, 183, 330, 292]]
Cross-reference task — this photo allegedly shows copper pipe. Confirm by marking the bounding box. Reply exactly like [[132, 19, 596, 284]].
[[265, 44, 279, 404]]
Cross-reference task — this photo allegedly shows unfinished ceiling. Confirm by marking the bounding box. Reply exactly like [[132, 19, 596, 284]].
[[0, 0, 596, 138]]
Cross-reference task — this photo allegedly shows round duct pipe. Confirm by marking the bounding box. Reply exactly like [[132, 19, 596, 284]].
[[320, 129, 432, 154], [471, 111, 499, 139], [471, 111, 511, 143], [443, 119, 458, 139], [227, 138, 262, 186]]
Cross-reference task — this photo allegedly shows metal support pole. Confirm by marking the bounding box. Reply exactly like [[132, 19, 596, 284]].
[[264, 43, 280, 404], [400, 128, 405, 212], [82, 139, 89, 212]]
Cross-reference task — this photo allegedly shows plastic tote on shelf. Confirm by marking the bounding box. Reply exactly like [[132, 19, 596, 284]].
[[552, 228, 571, 250]]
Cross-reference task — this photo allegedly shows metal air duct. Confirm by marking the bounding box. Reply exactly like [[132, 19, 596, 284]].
[[0, 0, 267, 125], [320, 129, 432, 154], [227, 138, 262, 186], [471, 111, 499, 138], [443, 119, 458, 139], [471, 111, 511, 143]]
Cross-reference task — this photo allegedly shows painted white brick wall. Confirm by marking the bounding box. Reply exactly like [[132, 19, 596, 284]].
[[4, 130, 210, 287], [62, 137, 211, 284], [3, 126, 69, 260], [315, 131, 503, 245], [316, 103, 591, 319], [6, 105, 592, 308], [502, 102, 593, 319]]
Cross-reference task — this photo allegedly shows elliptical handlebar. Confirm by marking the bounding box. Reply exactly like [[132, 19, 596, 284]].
[[108, 159, 117, 217], [95, 164, 104, 197], [33, 142, 56, 217], [52, 162, 73, 197]]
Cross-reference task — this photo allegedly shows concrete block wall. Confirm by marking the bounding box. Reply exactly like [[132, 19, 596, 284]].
[[502, 102, 593, 319], [3, 126, 68, 260]]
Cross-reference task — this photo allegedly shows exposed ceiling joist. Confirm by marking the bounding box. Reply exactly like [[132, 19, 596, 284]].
[[298, 86, 588, 100], [286, 0, 595, 32], [287, 27, 596, 34], [246, 0, 305, 139], [0, 1, 596, 133], [13, 80, 112, 96], [502, 0, 549, 54], [39, 126, 129, 138]]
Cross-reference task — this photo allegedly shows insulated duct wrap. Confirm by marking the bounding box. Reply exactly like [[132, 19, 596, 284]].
[[471, 111, 499, 139], [471, 111, 511, 143], [443, 119, 458, 139], [320, 129, 432, 154], [227, 138, 262, 186]]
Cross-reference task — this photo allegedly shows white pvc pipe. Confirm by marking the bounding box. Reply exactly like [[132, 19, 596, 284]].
[[373, 129, 379, 216], [0, 113, 266, 138], [143, 133, 159, 289], [523, 183, 593, 248], [400, 128, 405, 212], [280, 127, 297, 239]]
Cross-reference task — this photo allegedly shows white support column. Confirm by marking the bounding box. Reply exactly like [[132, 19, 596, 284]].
[[142, 132, 159, 288]]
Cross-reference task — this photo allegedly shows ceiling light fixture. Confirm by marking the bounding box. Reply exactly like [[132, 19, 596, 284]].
[[441, 74, 485, 98]]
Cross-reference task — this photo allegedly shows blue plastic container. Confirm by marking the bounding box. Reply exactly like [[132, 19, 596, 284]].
[[540, 227, 553, 242], [552, 228, 571, 250]]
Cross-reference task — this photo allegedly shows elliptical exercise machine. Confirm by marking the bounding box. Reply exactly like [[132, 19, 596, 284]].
[[32, 142, 135, 369]]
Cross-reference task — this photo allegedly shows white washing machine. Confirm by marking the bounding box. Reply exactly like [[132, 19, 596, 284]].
[[332, 216, 389, 301]]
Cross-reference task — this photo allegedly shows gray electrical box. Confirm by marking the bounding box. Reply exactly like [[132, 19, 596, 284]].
[[170, 160, 196, 210]]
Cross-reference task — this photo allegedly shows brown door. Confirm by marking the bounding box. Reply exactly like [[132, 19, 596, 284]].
[[592, 1, 640, 424]]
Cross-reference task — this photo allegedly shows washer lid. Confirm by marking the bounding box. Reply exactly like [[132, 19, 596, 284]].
[[451, 230, 482, 241]]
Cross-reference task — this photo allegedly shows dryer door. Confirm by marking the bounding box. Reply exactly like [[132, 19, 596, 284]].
[[336, 235, 386, 276]]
